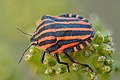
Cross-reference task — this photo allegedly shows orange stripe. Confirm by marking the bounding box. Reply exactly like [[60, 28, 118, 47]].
[[76, 15, 79, 18], [36, 20, 90, 33], [50, 42, 79, 54], [79, 44, 84, 49], [38, 35, 90, 44], [35, 28, 92, 39], [36, 22, 54, 33], [69, 13, 72, 17], [85, 40, 90, 45], [39, 42, 56, 50], [55, 21, 90, 25], [35, 29, 56, 38], [56, 28, 93, 31], [57, 35, 91, 41], [74, 47, 78, 52], [90, 37, 94, 40], [38, 36, 56, 43], [82, 17, 86, 20]]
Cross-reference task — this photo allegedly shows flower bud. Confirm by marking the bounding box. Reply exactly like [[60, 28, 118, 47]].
[[72, 63, 79, 71], [101, 44, 114, 55], [29, 48, 35, 54], [92, 44, 99, 49], [56, 66, 66, 75], [94, 31, 104, 44], [104, 35, 112, 43], [97, 56, 106, 62], [44, 68, 55, 76], [87, 72, 97, 80], [102, 66, 111, 73], [85, 50, 92, 57], [106, 59, 114, 65], [25, 54, 33, 62]]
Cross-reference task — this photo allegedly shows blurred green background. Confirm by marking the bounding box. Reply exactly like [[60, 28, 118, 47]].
[[0, 0, 119, 80]]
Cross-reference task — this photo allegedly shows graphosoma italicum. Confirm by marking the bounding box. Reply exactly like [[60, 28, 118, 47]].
[[18, 13, 95, 72]]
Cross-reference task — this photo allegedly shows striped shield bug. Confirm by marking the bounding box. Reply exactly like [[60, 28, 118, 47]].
[[18, 13, 95, 72]]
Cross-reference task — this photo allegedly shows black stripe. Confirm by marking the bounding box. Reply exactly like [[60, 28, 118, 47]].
[[82, 41, 88, 47], [86, 37, 92, 43], [64, 47, 74, 53], [54, 19, 80, 22], [33, 25, 93, 40], [37, 32, 56, 40], [83, 20, 89, 23], [76, 45, 81, 50], [41, 15, 53, 20], [34, 24, 92, 37], [46, 44, 61, 53], [57, 39, 83, 46], [46, 39, 82, 53], [56, 31, 92, 37], [91, 28, 95, 37], [45, 39, 82, 53], [38, 39, 56, 46], [35, 31, 92, 41], [36, 16, 86, 32], [78, 16, 83, 19], [74, 40, 86, 51], [71, 14, 76, 18], [59, 14, 84, 20], [36, 19, 54, 31], [59, 14, 69, 17]]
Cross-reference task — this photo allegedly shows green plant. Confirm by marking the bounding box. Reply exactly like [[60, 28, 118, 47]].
[[24, 16, 115, 80]]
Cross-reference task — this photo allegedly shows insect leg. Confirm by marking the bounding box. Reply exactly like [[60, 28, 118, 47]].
[[55, 53, 70, 72], [64, 52, 93, 72], [41, 51, 46, 63]]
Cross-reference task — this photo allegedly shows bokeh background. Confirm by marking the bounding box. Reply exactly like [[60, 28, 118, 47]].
[[0, 0, 120, 80]]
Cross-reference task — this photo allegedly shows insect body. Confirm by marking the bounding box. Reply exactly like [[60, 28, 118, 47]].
[[18, 13, 95, 72]]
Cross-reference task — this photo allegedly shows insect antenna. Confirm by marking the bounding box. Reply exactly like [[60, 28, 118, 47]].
[[16, 26, 32, 36], [18, 43, 33, 63]]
